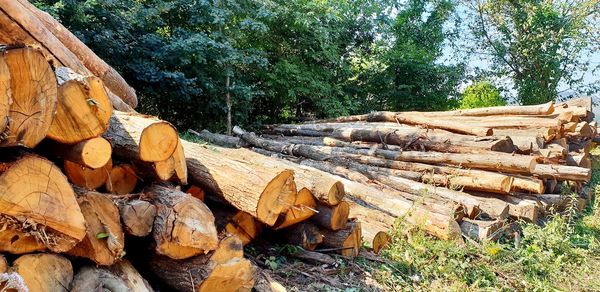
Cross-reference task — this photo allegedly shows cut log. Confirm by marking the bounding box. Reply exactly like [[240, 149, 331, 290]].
[[188, 129, 245, 148], [566, 152, 591, 169], [532, 164, 591, 181], [104, 111, 179, 162], [12, 253, 73, 292], [48, 68, 112, 144], [172, 138, 188, 185], [150, 157, 176, 180], [492, 128, 558, 142], [272, 188, 317, 230], [0, 53, 9, 135], [44, 137, 112, 169], [311, 201, 350, 231], [146, 184, 219, 259], [0, 47, 57, 148], [64, 158, 112, 189], [147, 233, 255, 292], [67, 191, 125, 265], [318, 219, 362, 257], [182, 140, 297, 226], [291, 249, 336, 265], [510, 176, 545, 194], [118, 199, 156, 237], [70, 260, 152, 292], [471, 192, 540, 222], [105, 164, 138, 195], [225, 211, 263, 246], [372, 231, 390, 254], [460, 219, 504, 241], [0, 255, 6, 273], [0, 154, 86, 253], [393, 113, 493, 136], [282, 222, 324, 251], [12, 0, 138, 108]]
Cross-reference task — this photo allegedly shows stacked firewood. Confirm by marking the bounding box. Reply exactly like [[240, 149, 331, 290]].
[[188, 97, 595, 247]]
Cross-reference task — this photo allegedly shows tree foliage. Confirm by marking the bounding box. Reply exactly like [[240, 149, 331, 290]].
[[459, 81, 506, 109], [469, 0, 599, 105]]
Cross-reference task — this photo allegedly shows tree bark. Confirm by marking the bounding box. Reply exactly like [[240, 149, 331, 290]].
[[281, 222, 324, 251]]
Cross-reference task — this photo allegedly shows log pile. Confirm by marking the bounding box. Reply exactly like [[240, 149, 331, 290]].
[[0, 2, 597, 291]]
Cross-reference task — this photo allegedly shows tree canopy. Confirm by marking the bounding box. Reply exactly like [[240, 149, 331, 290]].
[[34, 0, 599, 131]]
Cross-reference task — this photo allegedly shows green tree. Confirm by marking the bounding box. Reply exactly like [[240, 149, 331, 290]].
[[459, 81, 506, 109], [469, 0, 599, 105]]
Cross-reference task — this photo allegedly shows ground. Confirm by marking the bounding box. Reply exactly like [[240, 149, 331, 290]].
[[250, 148, 600, 291]]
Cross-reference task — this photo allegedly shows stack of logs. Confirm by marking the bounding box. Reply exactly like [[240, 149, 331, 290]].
[[0, 2, 377, 291]]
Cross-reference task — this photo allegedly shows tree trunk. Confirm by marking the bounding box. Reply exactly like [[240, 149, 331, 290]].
[[70, 260, 152, 292], [145, 184, 219, 259], [226, 75, 232, 136], [146, 234, 255, 292], [12, 254, 73, 292], [106, 164, 138, 195], [310, 201, 350, 231], [182, 139, 297, 226], [0, 47, 57, 148], [118, 199, 156, 237], [318, 219, 362, 257], [64, 158, 112, 189], [0, 153, 86, 253], [48, 67, 112, 144], [11, 0, 138, 108], [272, 187, 317, 230], [104, 111, 179, 162], [67, 190, 125, 266]]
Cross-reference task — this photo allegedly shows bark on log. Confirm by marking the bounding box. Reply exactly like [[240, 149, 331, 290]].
[[70, 260, 152, 292], [272, 187, 317, 230], [182, 139, 297, 226], [460, 219, 504, 241], [318, 219, 362, 257], [0, 47, 57, 148], [11, 0, 138, 108], [67, 191, 125, 265], [346, 200, 395, 249], [106, 164, 138, 195], [48, 67, 112, 144], [145, 184, 219, 259], [146, 234, 256, 292], [104, 111, 179, 162], [13, 253, 73, 292], [188, 129, 246, 148], [310, 201, 350, 231], [0, 153, 86, 253], [566, 152, 591, 169], [64, 158, 112, 189]]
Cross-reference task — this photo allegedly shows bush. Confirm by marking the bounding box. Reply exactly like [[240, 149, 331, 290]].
[[459, 81, 506, 109]]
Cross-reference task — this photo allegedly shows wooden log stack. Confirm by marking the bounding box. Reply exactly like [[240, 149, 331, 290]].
[[0, 2, 597, 291]]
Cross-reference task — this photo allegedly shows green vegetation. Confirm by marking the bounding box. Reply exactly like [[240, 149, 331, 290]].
[[459, 81, 506, 109], [35, 0, 599, 131], [366, 149, 600, 291]]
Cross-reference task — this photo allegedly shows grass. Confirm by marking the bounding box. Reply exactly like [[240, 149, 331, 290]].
[[364, 149, 600, 291]]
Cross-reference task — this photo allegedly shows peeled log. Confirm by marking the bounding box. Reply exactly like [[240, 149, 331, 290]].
[[0, 54, 9, 135], [105, 164, 138, 195], [182, 139, 297, 226], [70, 260, 152, 292], [372, 232, 391, 254], [532, 164, 591, 181], [48, 68, 112, 144], [311, 201, 350, 231], [64, 158, 112, 189], [394, 113, 493, 136], [13, 253, 73, 292], [104, 111, 179, 162], [0, 154, 86, 253], [147, 234, 256, 292], [272, 188, 317, 230], [146, 184, 219, 259], [67, 191, 125, 265], [319, 219, 362, 257], [118, 199, 156, 237], [0, 47, 57, 148]]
